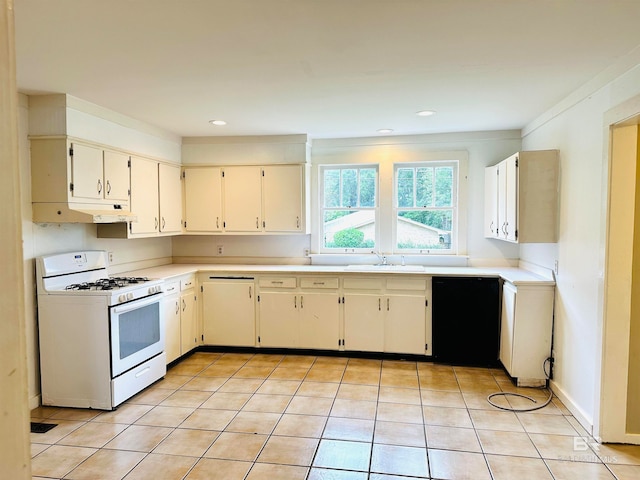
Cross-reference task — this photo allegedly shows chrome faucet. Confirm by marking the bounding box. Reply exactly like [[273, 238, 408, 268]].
[[372, 251, 387, 265]]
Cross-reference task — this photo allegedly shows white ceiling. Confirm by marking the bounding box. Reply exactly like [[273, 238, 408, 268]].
[[14, 0, 640, 139]]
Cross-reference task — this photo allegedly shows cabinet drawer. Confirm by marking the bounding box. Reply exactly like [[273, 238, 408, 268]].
[[180, 275, 196, 291], [300, 277, 339, 289], [258, 277, 297, 288], [386, 278, 427, 291], [164, 281, 180, 295], [343, 277, 384, 290]]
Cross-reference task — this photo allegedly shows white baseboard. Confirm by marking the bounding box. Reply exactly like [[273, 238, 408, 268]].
[[551, 379, 594, 436]]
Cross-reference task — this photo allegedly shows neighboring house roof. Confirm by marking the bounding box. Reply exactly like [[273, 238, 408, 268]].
[[324, 210, 447, 235]]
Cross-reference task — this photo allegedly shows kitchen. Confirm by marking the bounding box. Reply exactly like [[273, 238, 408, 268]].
[[5, 1, 640, 479]]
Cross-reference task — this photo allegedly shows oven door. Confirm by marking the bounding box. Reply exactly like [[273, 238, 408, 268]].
[[110, 294, 164, 377]]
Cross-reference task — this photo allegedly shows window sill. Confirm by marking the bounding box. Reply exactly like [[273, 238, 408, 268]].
[[309, 253, 469, 267]]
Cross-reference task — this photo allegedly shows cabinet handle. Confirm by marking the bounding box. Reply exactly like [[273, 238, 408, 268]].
[[256, 217, 259, 229], [489, 221, 494, 233], [296, 216, 300, 229], [97, 179, 102, 194], [162, 217, 166, 230], [387, 298, 390, 311], [300, 295, 304, 308], [182, 299, 186, 311], [378, 298, 381, 311], [166, 286, 175, 292], [175, 300, 179, 314], [271, 281, 283, 285], [106, 180, 111, 195], [294, 296, 297, 308], [313, 282, 325, 285], [155, 217, 159, 230], [249, 286, 252, 299], [216, 217, 219, 229]]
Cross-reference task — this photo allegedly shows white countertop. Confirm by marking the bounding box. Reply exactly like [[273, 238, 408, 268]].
[[123, 263, 555, 286]]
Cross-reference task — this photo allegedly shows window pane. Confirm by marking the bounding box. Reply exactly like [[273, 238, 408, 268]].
[[416, 167, 433, 207], [397, 168, 414, 208], [323, 210, 376, 249], [396, 210, 453, 250], [359, 168, 376, 207], [324, 169, 340, 208], [341, 169, 358, 207], [435, 167, 453, 207]]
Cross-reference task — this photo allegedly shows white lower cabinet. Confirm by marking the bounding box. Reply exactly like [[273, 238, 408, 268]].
[[343, 293, 384, 352], [179, 276, 198, 355], [299, 292, 340, 350], [343, 277, 429, 355], [384, 294, 427, 355], [162, 284, 181, 364], [500, 281, 554, 386], [258, 292, 299, 347], [257, 277, 340, 350], [201, 279, 256, 346]]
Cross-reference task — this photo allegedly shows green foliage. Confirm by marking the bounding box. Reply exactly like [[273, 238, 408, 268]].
[[326, 228, 375, 248]]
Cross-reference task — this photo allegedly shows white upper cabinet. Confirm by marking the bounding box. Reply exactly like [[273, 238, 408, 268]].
[[103, 150, 131, 202], [223, 166, 263, 232], [262, 165, 304, 232], [130, 156, 159, 235], [158, 163, 182, 233], [183, 167, 222, 232], [182, 163, 308, 235], [70, 143, 104, 200], [484, 150, 559, 243]]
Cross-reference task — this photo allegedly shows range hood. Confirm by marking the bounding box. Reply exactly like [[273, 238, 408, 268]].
[[32, 203, 138, 224]]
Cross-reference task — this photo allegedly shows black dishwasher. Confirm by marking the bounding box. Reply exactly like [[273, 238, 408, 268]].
[[432, 276, 500, 365]]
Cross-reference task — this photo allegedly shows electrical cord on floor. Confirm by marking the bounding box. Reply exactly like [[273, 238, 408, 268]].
[[486, 357, 554, 412]]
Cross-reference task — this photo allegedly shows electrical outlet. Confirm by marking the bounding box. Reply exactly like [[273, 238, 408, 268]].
[[217, 245, 224, 255], [554, 260, 559, 276], [304, 248, 310, 257], [108, 252, 114, 264]]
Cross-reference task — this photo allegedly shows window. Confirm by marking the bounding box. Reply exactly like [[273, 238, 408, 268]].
[[321, 165, 378, 251], [395, 162, 457, 252]]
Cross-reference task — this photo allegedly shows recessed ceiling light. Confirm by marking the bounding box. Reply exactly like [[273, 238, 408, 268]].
[[377, 128, 394, 134], [209, 120, 227, 126], [416, 110, 436, 117]]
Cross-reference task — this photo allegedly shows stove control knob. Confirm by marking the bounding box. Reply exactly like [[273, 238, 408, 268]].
[[149, 287, 155, 294], [118, 294, 126, 303], [127, 293, 134, 300]]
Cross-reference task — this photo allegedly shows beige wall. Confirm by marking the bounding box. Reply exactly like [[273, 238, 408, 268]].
[[1, 0, 31, 477]]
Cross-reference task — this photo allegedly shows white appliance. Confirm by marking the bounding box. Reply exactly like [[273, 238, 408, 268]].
[[36, 250, 166, 410]]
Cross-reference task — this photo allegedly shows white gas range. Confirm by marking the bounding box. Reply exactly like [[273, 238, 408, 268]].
[[36, 251, 166, 410]]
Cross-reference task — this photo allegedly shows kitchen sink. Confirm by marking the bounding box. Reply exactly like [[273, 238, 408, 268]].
[[344, 264, 425, 272]]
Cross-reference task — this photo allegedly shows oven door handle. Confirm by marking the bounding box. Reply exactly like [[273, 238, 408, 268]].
[[111, 293, 161, 314]]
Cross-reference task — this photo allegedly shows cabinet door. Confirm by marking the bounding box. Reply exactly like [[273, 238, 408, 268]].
[[497, 160, 508, 240], [71, 142, 103, 200], [180, 291, 197, 354], [103, 150, 130, 202], [223, 166, 262, 232], [202, 281, 255, 346], [162, 293, 181, 364], [184, 167, 222, 232], [299, 292, 340, 350], [258, 292, 298, 347], [130, 157, 159, 235], [262, 165, 303, 232], [504, 154, 518, 242], [344, 293, 384, 352], [499, 282, 517, 374], [384, 294, 426, 355], [484, 165, 498, 238], [158, 163, 182, 233]]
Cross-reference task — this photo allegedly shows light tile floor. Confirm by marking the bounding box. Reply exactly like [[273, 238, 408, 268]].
[[30, 352, 640, 479]]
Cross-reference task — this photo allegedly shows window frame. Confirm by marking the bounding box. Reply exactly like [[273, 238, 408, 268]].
[[319, 164, 379, 253], [392, 160, 459, 254]]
